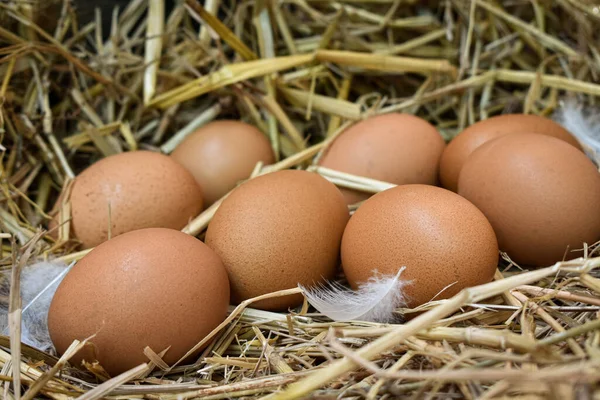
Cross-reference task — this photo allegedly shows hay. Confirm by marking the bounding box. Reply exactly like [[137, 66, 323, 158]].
[[1, 0, 600, 398]]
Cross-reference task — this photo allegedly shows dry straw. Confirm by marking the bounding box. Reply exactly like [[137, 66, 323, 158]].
[[1, 0, 600, 399]]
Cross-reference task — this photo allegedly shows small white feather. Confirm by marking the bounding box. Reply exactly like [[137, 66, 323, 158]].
[[553, 98, 600, 165], [300, 268, 410, 323], [0, 259, 72, 353]]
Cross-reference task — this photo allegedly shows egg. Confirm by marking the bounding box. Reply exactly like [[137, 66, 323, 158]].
[[458, 133, 600, 267], [171, 120, 275, 206], [205, 170, 349, 311], [48, 228, 229, 376], [318, 113, 445, 205], [439, 114, 582, 192], [341, 184, 499, 309], [62, 150, 203, 249]]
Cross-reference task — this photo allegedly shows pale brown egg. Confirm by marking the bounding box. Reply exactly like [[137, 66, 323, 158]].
[[341, 184, 499, 309], [458, 133, 600, 267], [439, 114, 582, 192], [65, 151, 203, 249], [318, 113, 446, 205], [48, 228, 230, 376], [171, 120, 275, 206], [205, 170, 349, 311]]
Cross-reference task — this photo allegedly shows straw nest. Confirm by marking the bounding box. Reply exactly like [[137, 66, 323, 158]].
[[1, 0, 600, 398]]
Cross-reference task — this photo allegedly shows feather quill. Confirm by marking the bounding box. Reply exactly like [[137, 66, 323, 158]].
[[553, 98, 600, 164], [300, 268, 409, 323], [0, 260, 72, 353]]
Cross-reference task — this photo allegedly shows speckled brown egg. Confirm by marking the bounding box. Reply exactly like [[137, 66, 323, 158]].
[[439, 114, 582, 192], [66, 151, 203, 249], [341, 184, 499, 309], [205, 170, 349, 311], [171, 120, 275, 207], [48, 228, 229, 377], [458, 133, 600, 267], [318, 113, 446, 205]]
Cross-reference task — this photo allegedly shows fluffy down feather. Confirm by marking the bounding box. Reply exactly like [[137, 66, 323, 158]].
[[0, 260, 72, 353], [300, 268, 409, 323], [553, 98, 600, 165]]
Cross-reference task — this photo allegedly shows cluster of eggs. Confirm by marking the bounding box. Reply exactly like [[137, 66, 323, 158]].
[[321, 112, 600, 268], [440, 115, 600, 267], [47, 112, 600, 376]]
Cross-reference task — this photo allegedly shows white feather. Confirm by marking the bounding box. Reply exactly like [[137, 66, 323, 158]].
[[553, 98, 600, 165], [0, 260, 72, 353], [300, 267, 410, 323]]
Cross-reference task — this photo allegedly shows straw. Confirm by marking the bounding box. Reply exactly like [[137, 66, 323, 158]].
[[2, 1, 600, 399]]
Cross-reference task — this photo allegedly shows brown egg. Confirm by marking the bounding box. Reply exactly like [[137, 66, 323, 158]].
[[171, 120, 275, 206], [318, 113, 446, 205], [66, 151, 203, 249], [458, 133, 600, 267], [48, 228, 230, 377], [440, 114, 582, 192], [341, 184, 499, 309], [205, 170, 349, 311]]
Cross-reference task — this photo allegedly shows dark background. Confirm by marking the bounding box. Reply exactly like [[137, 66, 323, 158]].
[[75, 0, 178, 36]]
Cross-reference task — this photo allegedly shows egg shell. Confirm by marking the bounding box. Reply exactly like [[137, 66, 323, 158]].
[[439, 114, 582, 192], [341, 184, 499, 309], [65, 150, 203, 249], [171, 120, 275, 207], [205, 170, 349, 311], [458, 133, 600, 267], [318, 113, 446, 205], [48, 228, 229, 376]]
